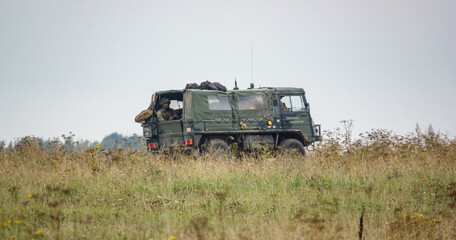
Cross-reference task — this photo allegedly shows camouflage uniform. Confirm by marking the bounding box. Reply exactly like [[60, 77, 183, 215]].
[[156, 108, 176, 122], [156, 98, 177, 122]]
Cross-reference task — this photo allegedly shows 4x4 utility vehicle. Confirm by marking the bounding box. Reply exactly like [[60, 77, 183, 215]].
[[139, 86, 321, 155]]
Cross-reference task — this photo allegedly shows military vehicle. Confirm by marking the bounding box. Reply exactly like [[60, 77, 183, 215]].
[[139, 85, 321, 155]]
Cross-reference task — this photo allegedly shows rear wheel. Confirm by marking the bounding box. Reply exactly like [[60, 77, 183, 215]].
[[279, 139, 306, 156], [205, 139, 231, 156]]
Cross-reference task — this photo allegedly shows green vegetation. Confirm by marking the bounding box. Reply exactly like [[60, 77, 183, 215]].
[[1, 126, 455, 239]]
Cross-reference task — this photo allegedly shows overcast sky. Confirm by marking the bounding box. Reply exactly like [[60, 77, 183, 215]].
[[1, 0, 455, 143]]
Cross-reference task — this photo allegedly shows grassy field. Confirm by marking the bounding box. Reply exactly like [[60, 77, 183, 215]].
[[1, 128, 455, 239]]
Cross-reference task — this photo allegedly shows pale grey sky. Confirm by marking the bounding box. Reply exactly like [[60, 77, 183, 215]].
[[1, 0, 455, 142]]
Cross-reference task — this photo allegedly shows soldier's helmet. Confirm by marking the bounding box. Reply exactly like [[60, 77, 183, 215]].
[[159, 98, 170, 105]]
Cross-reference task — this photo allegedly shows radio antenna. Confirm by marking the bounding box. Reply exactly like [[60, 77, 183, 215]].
[[250, 43, 254, 83], [234, 78, 239, 90]]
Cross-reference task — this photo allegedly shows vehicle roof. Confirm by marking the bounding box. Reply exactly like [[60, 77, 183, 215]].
[[155, 89, 185, 95], [155, 87, 305, 95]]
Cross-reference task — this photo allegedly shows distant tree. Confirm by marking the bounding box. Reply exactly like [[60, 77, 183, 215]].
[[3, 133, 144, 151], [98, 133, 145, 150], [100, 132, 124, 149], [124, 134, 145, 150]]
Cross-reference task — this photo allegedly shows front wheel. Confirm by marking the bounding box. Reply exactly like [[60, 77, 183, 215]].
[[279, 139, 306, 156]]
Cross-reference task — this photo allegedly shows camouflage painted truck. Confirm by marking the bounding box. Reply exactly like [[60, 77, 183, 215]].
[[139, 86, 321, 155]]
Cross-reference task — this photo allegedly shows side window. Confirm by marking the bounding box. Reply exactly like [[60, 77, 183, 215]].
[[208, 96, 231, 110], [280, 95, 306, 112], [155, 95, 183, 110], [169, 100, 183, 110], [238, 95, 264, 110]]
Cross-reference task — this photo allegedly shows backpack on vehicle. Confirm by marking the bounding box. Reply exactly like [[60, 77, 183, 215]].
[[135, 109, 153, 123], [198, 80, 227, 92], [185, 83, 200, 89], [199, 80, 216, 90], [212, 82, 227, 92]]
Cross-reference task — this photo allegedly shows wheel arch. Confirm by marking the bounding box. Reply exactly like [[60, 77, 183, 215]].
[[278, 131, 307, 147]]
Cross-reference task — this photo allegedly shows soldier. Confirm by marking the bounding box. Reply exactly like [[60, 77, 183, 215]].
[[280, 96, 290, 111], [156, 98, 177, 122]]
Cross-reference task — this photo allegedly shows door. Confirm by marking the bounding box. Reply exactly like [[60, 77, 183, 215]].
[[279, 95, 313, 138]]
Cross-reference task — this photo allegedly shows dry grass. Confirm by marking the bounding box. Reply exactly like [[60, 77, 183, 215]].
[[1, 127, 455, 239]]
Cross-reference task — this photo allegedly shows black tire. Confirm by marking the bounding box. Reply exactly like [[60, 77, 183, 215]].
[[205, 139, 231, 156], [279, 139, 306, 156]]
